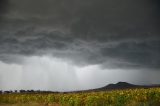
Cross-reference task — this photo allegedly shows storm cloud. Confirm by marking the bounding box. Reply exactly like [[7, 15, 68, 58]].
[[0, 0, 160, 91]]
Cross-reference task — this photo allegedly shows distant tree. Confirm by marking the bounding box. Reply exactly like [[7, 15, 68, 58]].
[[26, 90, 30, 93], [30, 90, 34, 92], [0, 90, 2, 94], [4, 91, 11, 94], [20, 90, 26, 93], [26, 90, 34, 93]]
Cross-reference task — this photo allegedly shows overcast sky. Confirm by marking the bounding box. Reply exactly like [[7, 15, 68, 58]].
[[0, 0, 160, 91]]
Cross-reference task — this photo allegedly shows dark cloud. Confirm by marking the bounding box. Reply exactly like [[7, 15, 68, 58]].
[[0, 0, 8, 13], [70, 0, 160, 41], [100, 40, 160, 69], [0, 0, 160, 70], [0, 0, 9, 21]]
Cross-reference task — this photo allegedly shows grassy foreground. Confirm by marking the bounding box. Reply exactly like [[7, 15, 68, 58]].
[[0, 88, 160, 106]]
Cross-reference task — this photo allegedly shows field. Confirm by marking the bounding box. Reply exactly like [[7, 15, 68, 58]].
[[0, 88, 160, 106]]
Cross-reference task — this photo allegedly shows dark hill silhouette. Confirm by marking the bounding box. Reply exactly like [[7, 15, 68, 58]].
[[96, 82, 160, 91], [62, 82, 160, 93], [99, 82, 139, 90], [68, 82, 160, 93]]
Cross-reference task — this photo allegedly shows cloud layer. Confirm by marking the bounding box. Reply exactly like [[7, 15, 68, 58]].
[[0, 0, 160, 69]]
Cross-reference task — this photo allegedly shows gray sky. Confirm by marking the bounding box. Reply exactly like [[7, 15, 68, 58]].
[[0, 0, 160, 91]]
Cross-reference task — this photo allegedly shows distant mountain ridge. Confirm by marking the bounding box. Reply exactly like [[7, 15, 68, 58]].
[[99, 82, 139, 90], [65, 82, 160, 93], [96, 82, 160, 91]]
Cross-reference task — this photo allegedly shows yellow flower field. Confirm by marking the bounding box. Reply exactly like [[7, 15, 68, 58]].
[[0, 88, 160, 106]]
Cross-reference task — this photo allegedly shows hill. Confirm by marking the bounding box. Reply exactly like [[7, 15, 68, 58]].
[[96, 82, 160, 91]]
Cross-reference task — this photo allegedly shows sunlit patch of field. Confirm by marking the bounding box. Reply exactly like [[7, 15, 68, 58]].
[[1, 88, 160, 106]]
